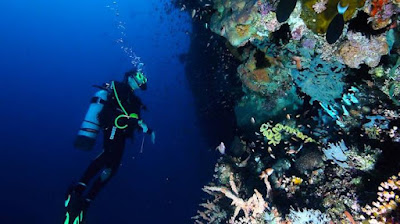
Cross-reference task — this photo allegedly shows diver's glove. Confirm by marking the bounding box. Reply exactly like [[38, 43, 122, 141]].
[[138, 120, 155, 143], [138, 120, 148, 133]]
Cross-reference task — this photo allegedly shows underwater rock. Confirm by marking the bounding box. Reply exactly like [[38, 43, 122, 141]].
[[235, 88, 302, 129], [338, 31, 389, 68], [210, 0, 260, 46], [295, 150, 324, 175]]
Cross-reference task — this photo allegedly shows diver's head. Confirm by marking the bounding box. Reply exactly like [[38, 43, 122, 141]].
[[124, 69, 148, 91]]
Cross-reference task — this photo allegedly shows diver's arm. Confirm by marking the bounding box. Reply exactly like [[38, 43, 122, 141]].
[[138, 120, 155, 143]]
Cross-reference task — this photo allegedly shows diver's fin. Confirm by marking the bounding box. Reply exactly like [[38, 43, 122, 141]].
[[276, 0, 298, 23], [326, 13, 345, 44], [64, 185, 90, 224], [64, 197, 89, 224]]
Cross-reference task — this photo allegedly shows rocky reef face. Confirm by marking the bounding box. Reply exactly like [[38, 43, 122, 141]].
[[173, 0, 244, 147], [172, 0, 400, 223]]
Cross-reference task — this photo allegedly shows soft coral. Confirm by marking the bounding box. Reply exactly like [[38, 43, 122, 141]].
[[370, 0, 389, 17]]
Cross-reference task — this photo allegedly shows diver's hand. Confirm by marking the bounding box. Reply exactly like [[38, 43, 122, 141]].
[[151, 131, 156, 144], [138, 120, 149, 133]]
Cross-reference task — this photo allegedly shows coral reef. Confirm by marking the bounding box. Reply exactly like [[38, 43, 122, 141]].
[[322, 140, 350, 168], [300, 0, 366, 34], [362, 172, 400, 223], [175, 0, 400, 223], [286, 208, 332, 223], [210, 0, 261, 47], [338, 31, 389, 68], [260, 122, 315, 146], [291, 55, 346, 105]]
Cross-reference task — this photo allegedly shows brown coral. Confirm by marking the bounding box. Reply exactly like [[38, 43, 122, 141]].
[[252, 68, 270, 83], [235, 24, 251, 37]]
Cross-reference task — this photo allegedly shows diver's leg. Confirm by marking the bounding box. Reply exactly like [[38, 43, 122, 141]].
[[70, 151, 107, 195], [85, 143, 125, 201], [80, 152, 107, 184], [64, 152, 108, 224], [78, 126, 117, 189]]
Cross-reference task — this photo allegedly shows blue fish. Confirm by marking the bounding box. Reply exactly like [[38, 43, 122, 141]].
[[326, 2, 349, 44]]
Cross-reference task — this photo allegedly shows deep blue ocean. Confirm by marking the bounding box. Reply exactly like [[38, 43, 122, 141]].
[[0, 1, 216, 223]]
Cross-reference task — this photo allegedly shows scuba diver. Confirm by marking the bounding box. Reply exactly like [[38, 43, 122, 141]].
[[64, 68, 155, 224]]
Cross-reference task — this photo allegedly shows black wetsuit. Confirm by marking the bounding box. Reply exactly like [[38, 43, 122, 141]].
[[77, 81, 150, 200]]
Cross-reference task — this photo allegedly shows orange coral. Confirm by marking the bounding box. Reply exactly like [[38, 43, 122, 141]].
[[370, 0, 389, 17], [368, 0, 393, 29], [344, 211, 356, 224], [292, 56, 302, 70]]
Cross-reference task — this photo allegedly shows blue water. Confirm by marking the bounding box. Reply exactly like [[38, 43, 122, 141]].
[[0, 1, 216, 223]]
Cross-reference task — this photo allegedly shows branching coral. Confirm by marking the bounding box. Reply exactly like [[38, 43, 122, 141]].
[[322, 140, 350, 168], [291, 55, 346, 105], [312, 0, 328, 13], [260, 122, 316, 146], [362, 172, 400, 223], [287, 208, 332, 224], [203, 186, 269, 224], [379, 58, 400, 105]]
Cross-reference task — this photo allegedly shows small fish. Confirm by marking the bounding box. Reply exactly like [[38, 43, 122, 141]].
[[251, 117, 256, 124], [326, 2, 349, 44], [265, 168, 274, 176], [216, 142, 226, 154], [267, 147, 276, 159], [192, 9, 196, 18], [237, 155, 251, 167]]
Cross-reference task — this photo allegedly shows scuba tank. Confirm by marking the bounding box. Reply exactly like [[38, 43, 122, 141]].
[[74, 89, 108, 150]]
